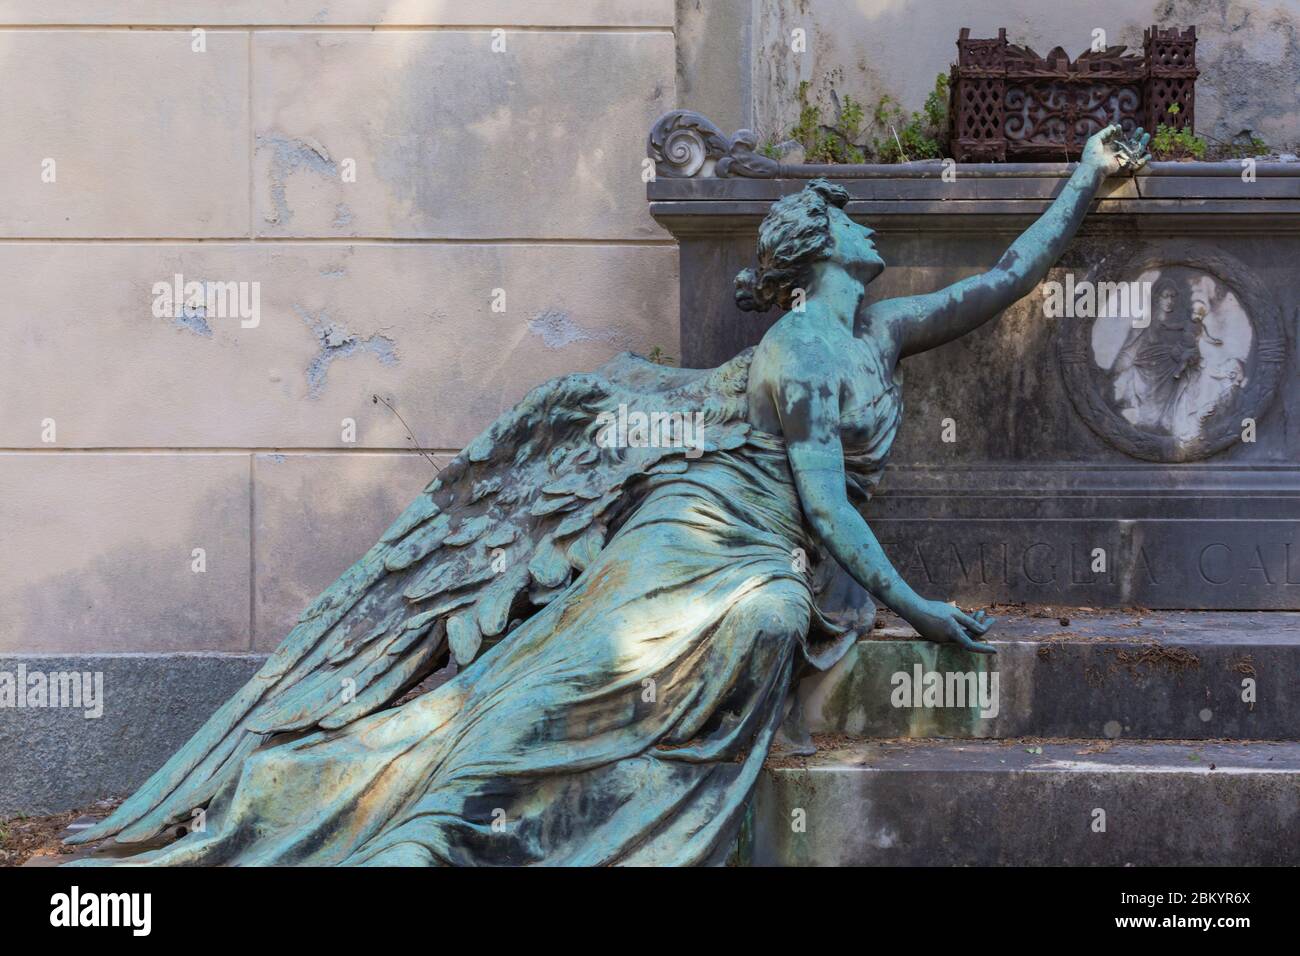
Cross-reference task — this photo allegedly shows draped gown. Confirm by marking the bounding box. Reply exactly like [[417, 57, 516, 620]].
[[72, 351, 902, 866]]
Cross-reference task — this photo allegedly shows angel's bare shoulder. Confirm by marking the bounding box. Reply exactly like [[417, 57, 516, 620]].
[[754, 308, 844, 375]]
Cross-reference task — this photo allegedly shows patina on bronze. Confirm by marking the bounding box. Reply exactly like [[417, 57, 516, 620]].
[[67, 125, 1150, 867]]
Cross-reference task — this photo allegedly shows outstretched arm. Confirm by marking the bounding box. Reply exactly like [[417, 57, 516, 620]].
[[876, 125, 1151, 359], [774, 355, 995, 653]]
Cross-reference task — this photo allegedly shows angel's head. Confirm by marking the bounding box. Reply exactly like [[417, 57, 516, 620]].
[[734, 178, 885, 313]]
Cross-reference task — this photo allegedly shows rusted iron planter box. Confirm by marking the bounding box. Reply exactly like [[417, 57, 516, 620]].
[[647, 162, 1300, 610], [949, 26, 1198, 163]]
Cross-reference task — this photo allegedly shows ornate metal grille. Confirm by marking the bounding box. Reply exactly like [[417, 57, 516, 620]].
[[949, 26, 1197, 163]]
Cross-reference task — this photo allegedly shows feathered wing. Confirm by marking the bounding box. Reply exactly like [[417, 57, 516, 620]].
[[71, 351, 755, 847]]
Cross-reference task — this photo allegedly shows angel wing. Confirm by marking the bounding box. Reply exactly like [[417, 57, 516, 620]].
[[70, 350, 755, 847]]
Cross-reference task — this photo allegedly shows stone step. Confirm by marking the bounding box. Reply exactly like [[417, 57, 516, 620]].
[[794, 610, 1298, 740], [746, 738, 1300, 866]]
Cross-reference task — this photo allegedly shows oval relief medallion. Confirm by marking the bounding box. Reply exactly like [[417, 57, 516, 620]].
[[1059, 248, 1286, 462]]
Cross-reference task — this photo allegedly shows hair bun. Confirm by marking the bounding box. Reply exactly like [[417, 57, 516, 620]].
[[734, 267, 768, 313], [807, 178, 850, 208]]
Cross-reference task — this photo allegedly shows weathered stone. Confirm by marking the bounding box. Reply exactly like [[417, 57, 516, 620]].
[[750, 739, 1300, 865], [0, 1, 675, 27], [0, 242, 678, 450], [0, 654, 265, 815], [252, 452, 447, 649], [796, 611, 1297, 740], [252, 31, 673, 239], [731, 1, 1299, 164], [0, 454, 251, 654], [0, 31, 249, 238]]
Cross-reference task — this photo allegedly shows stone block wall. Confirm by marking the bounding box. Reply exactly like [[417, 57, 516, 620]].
[[0, 1, 679, 657]]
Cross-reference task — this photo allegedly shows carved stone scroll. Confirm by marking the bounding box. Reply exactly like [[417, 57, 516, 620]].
[[647, 110, 780, 179]]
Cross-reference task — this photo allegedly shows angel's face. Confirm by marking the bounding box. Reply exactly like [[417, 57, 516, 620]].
[[827, 208, 885, 283]]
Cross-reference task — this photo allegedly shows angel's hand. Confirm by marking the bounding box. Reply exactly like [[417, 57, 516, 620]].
[[906, 600, 997, 655], [1081, 124, 1152, 177]]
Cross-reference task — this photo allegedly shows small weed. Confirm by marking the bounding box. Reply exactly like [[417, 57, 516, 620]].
[[787, 73, 948, 164], [1150, 104, 1208, 160]]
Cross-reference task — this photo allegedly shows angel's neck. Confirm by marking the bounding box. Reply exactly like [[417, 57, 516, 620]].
[[807, 264, 864, 332]]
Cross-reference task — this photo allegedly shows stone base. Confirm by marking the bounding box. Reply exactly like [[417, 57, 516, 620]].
[[3, 611, 1297, 853], [0, 653, 265, 816], [750, 739, 1300, 866]]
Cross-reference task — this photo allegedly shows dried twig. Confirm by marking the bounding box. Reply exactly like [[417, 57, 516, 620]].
[[371, 394, 441, 473]]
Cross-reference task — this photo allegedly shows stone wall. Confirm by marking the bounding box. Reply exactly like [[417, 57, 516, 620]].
[[0, 1, 678, 658], [678, 0, 1300, 154]]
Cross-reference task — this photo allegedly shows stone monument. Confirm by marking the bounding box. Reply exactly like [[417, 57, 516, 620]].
[[63, 125, 1167, 866]]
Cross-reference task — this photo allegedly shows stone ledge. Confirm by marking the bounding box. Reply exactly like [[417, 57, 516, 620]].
[[750, 738, 1300, 865], [648, 164, 1300, 236]]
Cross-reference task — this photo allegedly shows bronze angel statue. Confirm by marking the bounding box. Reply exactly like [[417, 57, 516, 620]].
[[69, 124, 1149, 866]]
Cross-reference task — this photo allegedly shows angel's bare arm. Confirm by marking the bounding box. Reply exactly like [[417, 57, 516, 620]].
[[773, 343, 994, 653], [872, 125, 1151, 360]]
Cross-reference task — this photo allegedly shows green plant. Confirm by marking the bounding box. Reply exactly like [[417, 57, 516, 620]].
[[788, 82, 868, 164], [647, 346, 676, 366], [839, 94, 865, 141], [873, 74, 948, 162], [790, 81, 821, 147], [922, 72, 949, 130], [784, 72, 950, 165], [1148, 103, 1208, 161], [1151, 125, 1207, 160], [1150, 107, 1206, 160]]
